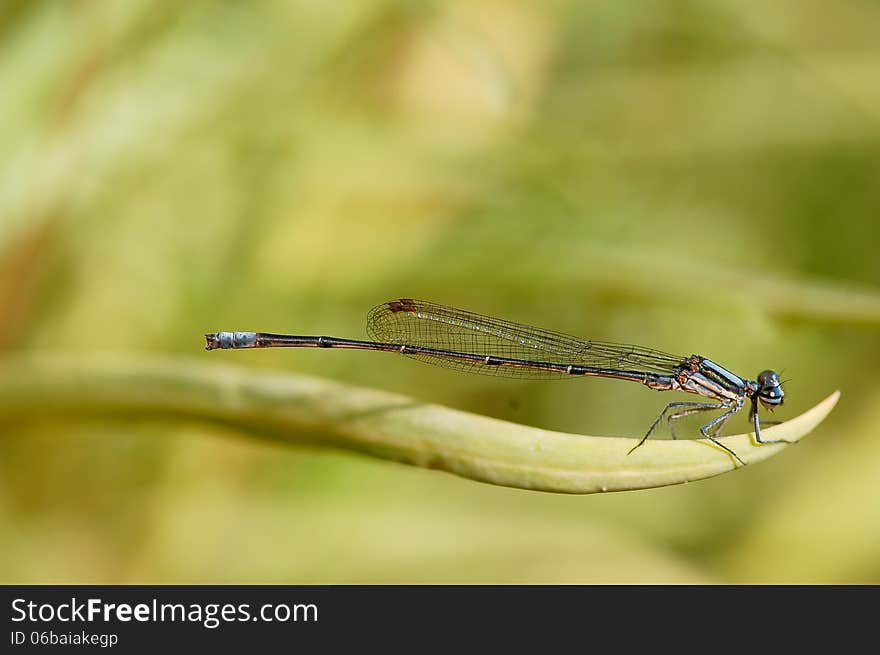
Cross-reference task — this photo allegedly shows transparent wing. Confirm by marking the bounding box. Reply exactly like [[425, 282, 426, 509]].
[[366, 299, 685, 379]]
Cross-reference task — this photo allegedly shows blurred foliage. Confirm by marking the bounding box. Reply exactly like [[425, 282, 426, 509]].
[[0, 0, 878, 583]]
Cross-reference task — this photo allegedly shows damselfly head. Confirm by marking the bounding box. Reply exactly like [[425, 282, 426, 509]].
[[757, 370, 785, 408]]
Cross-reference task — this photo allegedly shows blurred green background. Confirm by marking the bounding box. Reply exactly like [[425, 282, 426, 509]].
[[2, 0, 879, 583]]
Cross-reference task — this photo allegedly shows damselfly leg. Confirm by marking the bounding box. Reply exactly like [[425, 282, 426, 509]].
[[750, 402, 792, 446], [628, 401, 726, 455], [668, 404, 730, 439], [629, 401, 746, 466], [699, 405, 746, 465]]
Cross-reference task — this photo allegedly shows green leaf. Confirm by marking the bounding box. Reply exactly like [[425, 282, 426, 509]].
[[0, 356, 839, 494]]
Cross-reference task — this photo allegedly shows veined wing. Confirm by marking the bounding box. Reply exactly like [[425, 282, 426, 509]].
[[366, 299, 685, 379]]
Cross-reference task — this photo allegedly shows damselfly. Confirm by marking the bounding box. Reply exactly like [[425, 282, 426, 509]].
[[205, 299, 789, 465]]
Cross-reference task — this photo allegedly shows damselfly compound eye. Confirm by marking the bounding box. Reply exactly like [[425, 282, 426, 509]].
[[757, 370, 784, 407]]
